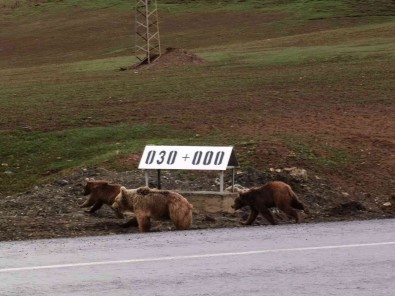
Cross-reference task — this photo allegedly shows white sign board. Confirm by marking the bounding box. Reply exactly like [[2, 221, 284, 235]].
[[138, 146, 234, 170]]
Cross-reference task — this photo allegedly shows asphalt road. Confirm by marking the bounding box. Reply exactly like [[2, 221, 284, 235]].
[[1, 219, 394, 296]]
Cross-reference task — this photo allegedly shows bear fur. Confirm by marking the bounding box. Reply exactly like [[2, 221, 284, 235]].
[[80, 178, 123, 217], [111, 186, 193, 232], [231, 181, 308, 225]]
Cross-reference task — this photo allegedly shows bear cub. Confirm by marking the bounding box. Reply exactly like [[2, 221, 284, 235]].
[[81, 178, 123, 217]]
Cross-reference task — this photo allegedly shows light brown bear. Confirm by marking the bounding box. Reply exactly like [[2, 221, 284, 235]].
[[81, 178, 123, 217], [111, 186, 193, 232], [231, 181, 308, 225]]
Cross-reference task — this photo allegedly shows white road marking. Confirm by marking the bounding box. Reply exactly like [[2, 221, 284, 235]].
[[1, 241, 394, 273]]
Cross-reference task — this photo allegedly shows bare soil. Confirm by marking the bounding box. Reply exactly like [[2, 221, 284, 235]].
[[126, 47, 206, 70], [1, 166, 394, 241]]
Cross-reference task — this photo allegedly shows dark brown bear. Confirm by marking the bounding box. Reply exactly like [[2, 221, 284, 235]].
[[231, 181, 308, 225], [80, 178, 123, 217]]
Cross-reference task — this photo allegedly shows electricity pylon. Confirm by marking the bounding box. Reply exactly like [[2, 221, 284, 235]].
[[134, 0, 161, 64]]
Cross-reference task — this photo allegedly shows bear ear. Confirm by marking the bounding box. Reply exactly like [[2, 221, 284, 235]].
[[121, 186, 127, 195]]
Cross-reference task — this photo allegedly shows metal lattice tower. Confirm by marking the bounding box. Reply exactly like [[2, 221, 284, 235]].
[[134, 0, 161, 64]]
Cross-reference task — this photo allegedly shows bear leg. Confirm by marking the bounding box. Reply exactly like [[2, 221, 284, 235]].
[[280, 206, 300, 223], [169, 202, 193, 230], [80, 195, 96, 208], [242, 208, 259, 225], [137, 213, 151, 232], [85, 201, 104, 213], [260, 207, 277, 225], [171, 214, 192, 230]]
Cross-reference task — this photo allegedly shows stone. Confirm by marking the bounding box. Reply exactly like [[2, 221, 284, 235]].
[[284, 167, 308, 181]]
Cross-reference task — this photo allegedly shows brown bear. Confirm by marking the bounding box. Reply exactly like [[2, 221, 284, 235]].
[[231, 181, 308, 225], [111, 186, 193, 232], [80, 178, 123, 217]]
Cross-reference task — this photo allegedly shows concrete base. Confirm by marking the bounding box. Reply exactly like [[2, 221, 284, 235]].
[[180, 191, 238, 214]]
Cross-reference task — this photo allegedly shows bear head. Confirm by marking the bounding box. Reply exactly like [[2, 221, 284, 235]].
[[232, 196, 246, 210], [231, 189, 255, 210], [111, 187, 138, 214]]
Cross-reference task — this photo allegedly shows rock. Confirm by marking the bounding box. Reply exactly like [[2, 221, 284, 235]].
[[383, 202, 392, 207], [283, 167, 308, 181], [225, 184, 245, 192], [203, 215, 216, 222], [21, 126, 32, 132], [342, 192, 350, 197], [55, 179, 69, 186]]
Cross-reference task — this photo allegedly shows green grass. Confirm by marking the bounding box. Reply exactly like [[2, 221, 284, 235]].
[[273, 132, 358, 170], [204, 42, 394, 66], [202, 21, 395, 59], [0, 124, 202, 194]]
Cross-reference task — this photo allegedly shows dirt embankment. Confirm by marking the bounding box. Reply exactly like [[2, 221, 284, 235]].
[[1, 167, 394, 241]]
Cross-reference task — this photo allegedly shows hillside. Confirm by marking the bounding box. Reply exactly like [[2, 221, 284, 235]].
[[0, 0, 394, 239]]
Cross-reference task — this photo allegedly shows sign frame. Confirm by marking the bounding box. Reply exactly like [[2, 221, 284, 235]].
[[138, 145, 239, 192]]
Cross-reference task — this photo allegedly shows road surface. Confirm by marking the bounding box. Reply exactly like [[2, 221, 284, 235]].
[[1, 219, 394, 295]]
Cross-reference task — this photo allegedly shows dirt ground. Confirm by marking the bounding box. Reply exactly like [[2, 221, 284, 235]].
[[124, 47, 206, 70], [1, 166, 394, 241]]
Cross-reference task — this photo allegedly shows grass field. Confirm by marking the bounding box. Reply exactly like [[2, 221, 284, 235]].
[[0, 0, 394, 195]]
